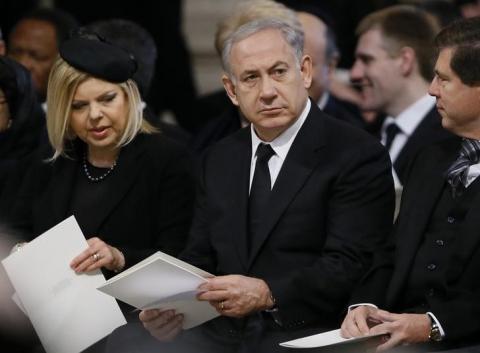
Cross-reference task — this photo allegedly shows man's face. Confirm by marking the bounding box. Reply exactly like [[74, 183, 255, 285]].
[[350, 28, 404, 114], [8, 19, 58, 99], [223, 28, 312, 141], [298, 12, 332, 103], [429, 47, 480, 138]]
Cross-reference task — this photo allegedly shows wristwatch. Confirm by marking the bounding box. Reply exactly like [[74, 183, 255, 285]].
[[264, 292, 282, 326], [429, 319, 442, 342]]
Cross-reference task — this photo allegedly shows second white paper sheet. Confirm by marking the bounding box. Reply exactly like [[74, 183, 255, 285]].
[[280, 329, 385, 349]]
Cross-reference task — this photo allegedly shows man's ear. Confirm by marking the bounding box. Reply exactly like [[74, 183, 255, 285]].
[[0, 40, 5, 56], [222, 74, 239, 106], [399, 46, 416, 77], [326, 55, 339, 81], [300, 55, 313, 89]]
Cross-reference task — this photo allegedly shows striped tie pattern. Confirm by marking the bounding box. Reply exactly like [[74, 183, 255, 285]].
[[446, 139, 480, 196]]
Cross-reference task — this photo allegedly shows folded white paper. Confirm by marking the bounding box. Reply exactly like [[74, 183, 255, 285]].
[[280, 328, 386, 349], [1, 216, 126, 353], [97, 251, 219, 329]]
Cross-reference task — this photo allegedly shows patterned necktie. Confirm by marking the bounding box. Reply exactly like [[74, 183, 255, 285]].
[[446, 138, 480, 196], [384, 122, 401, 151], [248, 143, 275, 255]]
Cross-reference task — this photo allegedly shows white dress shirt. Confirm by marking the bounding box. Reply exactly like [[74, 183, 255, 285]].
[[381, 95, 436, 162], [381, 94, 436, 188], [249, 99, 311, 192]]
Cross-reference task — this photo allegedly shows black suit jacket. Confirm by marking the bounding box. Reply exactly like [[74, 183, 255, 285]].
[[323, 94, 366, 130], [181, 102, 395, 336], [352, 137, 480, 347], [7, 133, 195, 270], [190, 104, 242, 154], [393, 107, 453, 184]]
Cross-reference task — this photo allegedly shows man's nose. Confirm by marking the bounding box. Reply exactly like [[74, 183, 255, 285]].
[[349, 60, 364, 83], [428, 76, 439, 97], [259, 77, 277, 100]]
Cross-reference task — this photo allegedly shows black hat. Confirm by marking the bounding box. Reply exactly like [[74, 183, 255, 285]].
[[59, 31, 137, 83]]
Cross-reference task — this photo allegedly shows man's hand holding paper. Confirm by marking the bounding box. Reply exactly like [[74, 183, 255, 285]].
[[341, 305, 380, 338], [341, 305, 431, 351], [140, 309, 184, 342], [196, 274, 274, 317], [139, 274, 274, 341]]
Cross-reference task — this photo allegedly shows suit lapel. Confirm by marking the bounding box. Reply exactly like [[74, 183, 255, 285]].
[[247, 105, 326, 268], [394, 108, 450, 183], [228, 129, 252, 270]]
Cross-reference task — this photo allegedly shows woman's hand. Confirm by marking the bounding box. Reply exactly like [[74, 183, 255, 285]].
[[70, 237, 125, 273]]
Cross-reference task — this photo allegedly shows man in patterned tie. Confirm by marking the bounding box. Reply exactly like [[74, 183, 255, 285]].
[[341, 17, 480, 353]]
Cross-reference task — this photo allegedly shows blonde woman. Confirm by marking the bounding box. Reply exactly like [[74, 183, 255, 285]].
[[8, 33, 195, 279]]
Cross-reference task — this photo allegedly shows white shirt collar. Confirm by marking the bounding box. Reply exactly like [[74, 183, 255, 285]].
[[382, 94, 435, 136], [250, 99, 311, 161]]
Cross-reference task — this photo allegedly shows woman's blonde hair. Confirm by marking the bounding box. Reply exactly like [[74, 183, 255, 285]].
[[46, 56, 155, 160]]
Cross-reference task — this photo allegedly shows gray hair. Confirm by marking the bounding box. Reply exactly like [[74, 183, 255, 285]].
[[222, 18, 304, 78]]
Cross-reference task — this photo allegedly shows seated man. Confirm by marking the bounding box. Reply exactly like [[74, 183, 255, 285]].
[[108, 17, 394, 353], [342, 16, 480, 353]]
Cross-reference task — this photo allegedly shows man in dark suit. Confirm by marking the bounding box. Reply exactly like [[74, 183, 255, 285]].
[[351, 5, 452, 189], [341, 17, 480, 352], [192, 1, 366, 155], [110, 16, 395, 353]]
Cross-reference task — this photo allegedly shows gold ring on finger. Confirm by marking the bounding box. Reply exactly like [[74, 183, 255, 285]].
[[92, 252, 100, 262]]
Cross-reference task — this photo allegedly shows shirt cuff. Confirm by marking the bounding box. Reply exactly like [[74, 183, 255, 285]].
[[427, 312, 446, 338], [348, 303, 378, 312]]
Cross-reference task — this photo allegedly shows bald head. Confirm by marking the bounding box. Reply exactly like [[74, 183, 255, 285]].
[[297, 12, 338, 102]]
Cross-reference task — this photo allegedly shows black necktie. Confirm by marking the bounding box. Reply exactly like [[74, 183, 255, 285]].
[[384, 122, 401, 151], [248, 143, 275, 255], [446, 138, 480, 197]]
